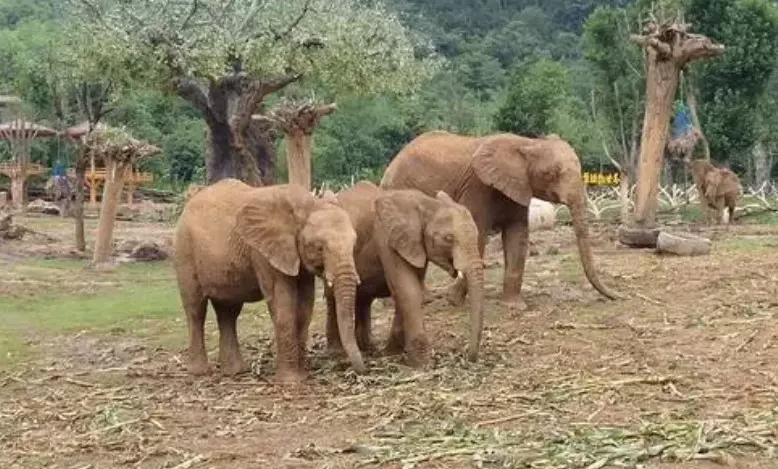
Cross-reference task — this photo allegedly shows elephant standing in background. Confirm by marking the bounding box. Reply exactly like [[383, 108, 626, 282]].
[[687, 158, 740, 225], [381, 131, 620, 307], [173, 179, 364, 383], [323, 182, 484, 366]]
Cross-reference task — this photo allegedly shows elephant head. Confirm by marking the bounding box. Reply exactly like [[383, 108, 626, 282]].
[[234, 186, 365, 373], [375, 189, 485, 361], [471, 133, 619, 300]]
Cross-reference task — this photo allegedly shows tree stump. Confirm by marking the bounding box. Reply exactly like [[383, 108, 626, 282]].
[[656, 231, 711, 256]]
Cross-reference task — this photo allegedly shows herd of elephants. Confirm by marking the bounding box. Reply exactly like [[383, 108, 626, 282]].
[[173, 130, 741, 384]]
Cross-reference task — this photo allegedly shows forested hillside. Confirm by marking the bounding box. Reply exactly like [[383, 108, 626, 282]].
[[0, 0, 777, 189]]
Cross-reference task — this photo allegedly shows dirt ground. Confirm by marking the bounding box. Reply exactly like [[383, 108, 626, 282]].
[[1, 210, 778, 469]]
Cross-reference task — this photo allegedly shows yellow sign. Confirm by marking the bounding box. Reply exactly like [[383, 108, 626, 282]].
[[582, 172, 621, 186]]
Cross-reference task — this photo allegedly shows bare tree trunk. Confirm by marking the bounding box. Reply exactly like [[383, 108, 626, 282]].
[[685, 83, 710, 161], [753, 141, 771, 188], [74, 151, 87, 252], [91, 162, 127, 266], [630, 22, 724, 228], [619, 171, 630, 224], [10, 171, 27, 211], [286, 131, 313, 190], [633, 59, 679, 227], [172, 73, 300, 186]]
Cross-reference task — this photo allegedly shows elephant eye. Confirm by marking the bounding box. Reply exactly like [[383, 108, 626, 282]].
[[443, 234, 454, 244]]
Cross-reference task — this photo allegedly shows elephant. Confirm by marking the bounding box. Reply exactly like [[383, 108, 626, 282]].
[[380, 130, 620, 307], [687, 158, 741, 225], [173, 179, 364, 383], [322, 181, 484, 366]]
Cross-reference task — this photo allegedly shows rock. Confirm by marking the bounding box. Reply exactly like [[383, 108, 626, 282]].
[[27, 198, 61, 216], [656, 231, 711, 256], [618, 225, 661, 248], [130, 241, 168, 261], [116, 239, 138, 254], [529, 198, 556, 232]]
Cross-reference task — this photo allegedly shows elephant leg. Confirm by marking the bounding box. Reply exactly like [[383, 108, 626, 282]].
[[447, 231, 486, 307], [324, 288, 344, 356], [502, 207, 529, 305], [294, 274, 315, 372], [268, 277, 307, 384], [355, 296, 375, 354], [184, 295, 209, 376], [392, 275, 429, 368], [212, 300, 247, 376], [384, 306, 405, 356]]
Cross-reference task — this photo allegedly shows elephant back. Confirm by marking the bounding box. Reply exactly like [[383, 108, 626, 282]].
[[380, 131, 483, 196]]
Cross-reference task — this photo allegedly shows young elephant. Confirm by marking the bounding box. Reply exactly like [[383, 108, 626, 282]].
[[324, 181, 484, 366], [173, 179, 364, 383], [687, 159, 741, 225]]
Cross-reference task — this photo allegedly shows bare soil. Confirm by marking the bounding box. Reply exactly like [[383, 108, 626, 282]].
[[2, 213, 778, 469]]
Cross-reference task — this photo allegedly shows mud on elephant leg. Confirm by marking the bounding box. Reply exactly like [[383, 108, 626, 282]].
[[182, 290, 210, 376], [325, 290, 345, 357], [501, 210, 529, 308], [213, 300, 248, 376], [355, 297, 375, 354], [295, 274, 315, 371], [384, 307, 405, 356], [269, 279, 308, 384]]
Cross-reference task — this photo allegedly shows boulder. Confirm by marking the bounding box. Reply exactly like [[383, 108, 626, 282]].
[[129, 241, 168, 261], [27, 198, 61, 216]]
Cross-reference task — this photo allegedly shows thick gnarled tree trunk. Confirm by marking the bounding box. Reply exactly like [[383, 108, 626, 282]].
[[173, 72, 300, 186], [630, 22, 724, 228]]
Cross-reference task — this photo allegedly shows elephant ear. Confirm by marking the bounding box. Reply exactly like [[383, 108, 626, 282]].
[[234, 186, 314, 277], [375, 192, 427, 268], [472, 134, 533, 206]]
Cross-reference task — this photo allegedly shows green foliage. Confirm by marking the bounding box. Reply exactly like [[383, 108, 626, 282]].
[[64, 0, 442, 97], [688, 0, 778, 169], [494, 59, 571, 137]]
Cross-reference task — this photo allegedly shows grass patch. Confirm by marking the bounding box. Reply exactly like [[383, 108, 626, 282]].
[[0, 260, 180, 364]]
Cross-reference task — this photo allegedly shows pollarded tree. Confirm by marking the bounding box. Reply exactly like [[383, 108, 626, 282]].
[[64, 0, 440, 186], [255, 97, 337, 190], [629, 20, 724, 228], [85, 126, 161, 268]]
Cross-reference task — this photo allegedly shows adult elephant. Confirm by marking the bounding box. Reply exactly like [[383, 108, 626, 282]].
[[380, 131, 620, 306], [323, 182, 484, 365], [174, 179, 364, 383]]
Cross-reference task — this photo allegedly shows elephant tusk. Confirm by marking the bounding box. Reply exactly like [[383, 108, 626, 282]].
[[327, 280, 333, 288], [457, 270, 464, 279]]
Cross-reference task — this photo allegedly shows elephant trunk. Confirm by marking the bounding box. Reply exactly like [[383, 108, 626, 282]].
[[454, 247, 485, 362], [330, 262, 366, 374], [569, 198, 621, 300]]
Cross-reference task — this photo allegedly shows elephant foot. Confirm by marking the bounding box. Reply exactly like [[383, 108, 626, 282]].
[[274, 368, 308, 386], [220, 357, 249, 376], [405, 337, 430, 368], [501, 296, 528, 313], [383, 336, 405, 356], [187, 360, 212, 376], [327, 342, 346, 357]]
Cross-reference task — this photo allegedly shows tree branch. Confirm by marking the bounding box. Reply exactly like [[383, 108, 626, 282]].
[[173, 76, 216, 125], [270, 0, 312, 42], [259, 73, 303, 99]]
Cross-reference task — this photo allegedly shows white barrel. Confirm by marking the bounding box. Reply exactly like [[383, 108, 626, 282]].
[[528, 198, 556, 231]]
